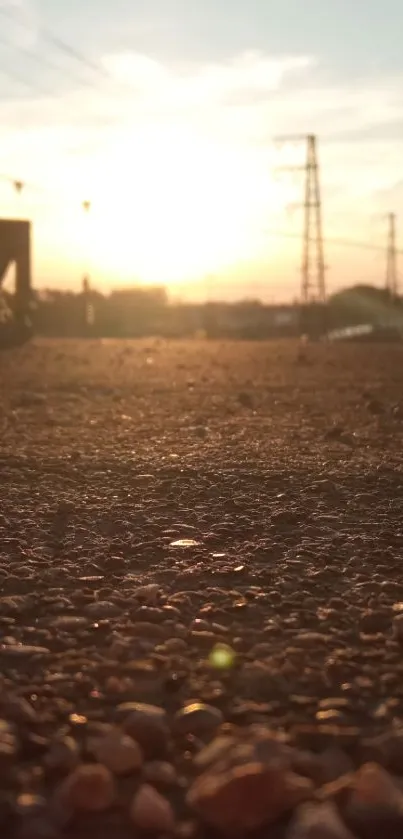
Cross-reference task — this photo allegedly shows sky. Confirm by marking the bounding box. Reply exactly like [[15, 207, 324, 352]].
[[0, 0, 403, 301]]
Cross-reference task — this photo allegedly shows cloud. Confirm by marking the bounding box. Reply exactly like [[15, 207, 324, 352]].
[[0, 0, 38, 48]]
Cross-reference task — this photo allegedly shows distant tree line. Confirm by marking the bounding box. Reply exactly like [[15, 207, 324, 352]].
[[2, 282, 403, 339]]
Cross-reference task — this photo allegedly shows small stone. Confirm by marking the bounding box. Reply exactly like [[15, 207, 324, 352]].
[[84, 601, 120, 617], [344, 762, 403, 833], [117, 703, 169, 758], [15, 794, 57, 839], [44, 737, 80, 774], [143, 760, 177, 789], [350, 762, 403, 809], [194, 736, 237, 772], [0, 644, 50, 658], [16, 793, 47, 818], [51, 616, 89, 629], [394, 611, 403, 633], [131, 622, 166, 639], [134, 584, 161, 604], [56, 763, 115, 812], [360, 610, 390, 634], [287, 801, 355, 838], [174, 704, 224, 739], [187, 762, 313, 832], [365, 730, 403, 774], [89, 728, 143, 775], [1, 696, 38, 724], [130, 784, 176, 833], [0, 719, 17, 768]]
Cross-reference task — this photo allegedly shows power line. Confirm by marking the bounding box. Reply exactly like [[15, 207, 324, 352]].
[[0, 31, 104, 94], [265, 226, 403, 256], [0, 5, 130, 93]]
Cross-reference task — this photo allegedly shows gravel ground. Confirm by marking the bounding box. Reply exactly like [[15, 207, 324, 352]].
[[1, 338, 403, 838]]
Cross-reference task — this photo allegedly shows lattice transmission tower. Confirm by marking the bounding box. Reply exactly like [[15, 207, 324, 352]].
[[274, 134, 326, 305], [386, 212, 398, 299]]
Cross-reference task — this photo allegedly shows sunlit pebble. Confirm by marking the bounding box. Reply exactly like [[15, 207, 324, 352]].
[[170, 539, 200, 548], [16, 792, 47, 816], [130, 784, 175, 833], [174, 703, 224, 738], [69, 713, 87, 727]]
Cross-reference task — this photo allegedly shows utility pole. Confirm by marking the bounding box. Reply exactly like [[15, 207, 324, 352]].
[[301, 135, 326, 304], [386, 212, 398, 300], [274, 134, 326, 305]]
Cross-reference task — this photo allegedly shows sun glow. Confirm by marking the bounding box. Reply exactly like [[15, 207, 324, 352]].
[[72, 124, 289, 287]]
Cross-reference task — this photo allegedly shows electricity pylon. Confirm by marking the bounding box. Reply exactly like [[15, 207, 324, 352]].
[[274, 134, 326, 304]]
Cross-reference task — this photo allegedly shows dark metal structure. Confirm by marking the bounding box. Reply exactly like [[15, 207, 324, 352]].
[[0, 219, 33, 348], [301, 135, 326, 306], [274, 134, 327, 338]]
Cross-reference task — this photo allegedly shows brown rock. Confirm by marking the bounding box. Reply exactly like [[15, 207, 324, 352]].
[[44, 736, 80, 774], [194, 736, 237, 772], [287, 801, 355, 838], [187, 762, 314, 833], [360, 610, 390, 634], [350, 762, 403, 809], [117, 702, 169, 758], [367, 729, 403, 774], [174, 704, 223, 739], [89, 728, 143, 775], [134, 584, 161, 604], [56, 763, 115, 812], [130, 784, 175, 833], [344, 762, 403, 835], [143, 760, 177, 789]]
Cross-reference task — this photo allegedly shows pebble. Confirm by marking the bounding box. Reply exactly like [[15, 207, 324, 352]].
[[360, 610, 390, 634], [143, 760, 178, 789], [0, 719, 17, 767], [117, 703, 169, 758], [0, 645, 50, 658], [343, 762, 403, 834], [50, 616, 89, 629], [287, 801, 355, 838], [187, 762, 314, 832], [1, 696, 38, 724], [366, 729, 403, 773], [174, 703, 224, 738], [89, 728, 143, 775], [84, 601, 121, 617], [130, 784, 176, 833], [44, 736, 80, 774], [134, 584, 161, 604], [56, 763, 116, 812], [349, 761, 403, 809]]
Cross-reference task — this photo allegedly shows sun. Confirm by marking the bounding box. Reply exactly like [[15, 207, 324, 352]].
[[72, 124, 289, 288]]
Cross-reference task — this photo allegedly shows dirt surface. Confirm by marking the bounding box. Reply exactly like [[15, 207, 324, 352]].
[[1, 338, 403, 838]]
